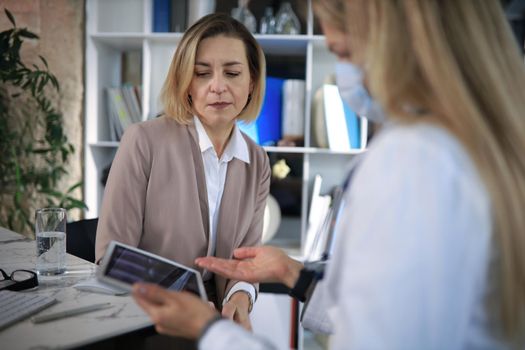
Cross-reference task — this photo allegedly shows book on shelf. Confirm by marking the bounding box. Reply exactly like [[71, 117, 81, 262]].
[[133, 85, 143, 113], [106, 88, 128, 141], [153, 0, 191, 33], [170, 0, 187, 32], [303, 175, 346, 262], [259, 77, 285, 145], [343, 99, 360, 149], [106, 86, 142, 141], [239, 77, 306, 147], [153, 0, 171, 32], [105, 90, 121, 142], [121, 51, 142, 87], [238, 76, 284, 146], [323, 84, 352, 151], [281, 79, 305, 142], [311, 86, 328, 148], [313, 185, 345, 261], [312, 84, 368, 151], [121, 85, 142, 124], [359, 116, 368, 149], [303, 175, 330, 259]]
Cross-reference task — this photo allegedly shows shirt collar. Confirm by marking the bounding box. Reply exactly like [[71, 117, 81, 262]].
[[193, 116, 250, 164]]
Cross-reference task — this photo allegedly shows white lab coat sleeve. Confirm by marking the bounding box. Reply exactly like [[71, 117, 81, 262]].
[[300, 278, 334, 334], [199, 320, 279, 350], [326, 125, 492, 350]]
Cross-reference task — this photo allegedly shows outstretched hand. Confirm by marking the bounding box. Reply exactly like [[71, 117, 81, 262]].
[[132, 283, 218, 339], [195, 246, 303, 288]]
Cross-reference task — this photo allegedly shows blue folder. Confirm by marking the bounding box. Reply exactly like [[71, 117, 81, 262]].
[[238, 76, 284, 145], [153, 0, 170, 32], [342, 101, 360, 149]]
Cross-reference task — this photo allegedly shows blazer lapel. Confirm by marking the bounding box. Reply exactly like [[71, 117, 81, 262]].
[[187, 124, 210, 238]]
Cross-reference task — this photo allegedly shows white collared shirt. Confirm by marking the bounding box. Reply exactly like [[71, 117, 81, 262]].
[[194, 116, 256, 307]]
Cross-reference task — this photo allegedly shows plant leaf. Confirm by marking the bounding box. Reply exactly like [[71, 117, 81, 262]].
[[66, 181, 82, 194], [19, 29, 39, 40], [5, 9, 16, 27], [39, 55, 48, 68], [64, 197, 88, 210]]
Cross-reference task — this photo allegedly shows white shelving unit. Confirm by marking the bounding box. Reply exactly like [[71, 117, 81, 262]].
[[84, 1, 363, 348]]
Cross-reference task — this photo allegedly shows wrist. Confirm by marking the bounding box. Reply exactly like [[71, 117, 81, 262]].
[[229, 290, 252, 312], [197, 314, 223, 341], [282, 259, 304, 289]]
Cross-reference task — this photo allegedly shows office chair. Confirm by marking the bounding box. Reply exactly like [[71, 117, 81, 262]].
[[66, 218, 98, 263]]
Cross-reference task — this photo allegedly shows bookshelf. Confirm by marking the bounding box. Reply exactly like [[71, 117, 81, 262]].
[[84, 1, 364, 348]]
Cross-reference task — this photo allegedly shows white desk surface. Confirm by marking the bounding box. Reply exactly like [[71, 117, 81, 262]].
[[0, 226, 152, 350]]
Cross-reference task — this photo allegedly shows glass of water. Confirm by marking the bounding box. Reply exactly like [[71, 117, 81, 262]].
[[35, 208, 67, 275]]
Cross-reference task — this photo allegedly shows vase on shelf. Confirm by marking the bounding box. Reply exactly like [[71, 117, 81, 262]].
[[275, 2, 300, 35], [231, 0, 256, 33], [259, 6, 276, 34]]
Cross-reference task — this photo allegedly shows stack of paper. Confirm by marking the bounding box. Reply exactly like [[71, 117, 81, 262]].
[[282, 79, 305, 140]]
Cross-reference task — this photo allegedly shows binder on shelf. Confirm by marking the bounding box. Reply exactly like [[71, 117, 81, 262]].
[[311, 86, 328, 148], [342, 101, 360, 149], [323, 84, 351, 151], [121, 85, 142, 124], [281, 79, 305, 140], [312, 84, 368, 150], [170, 0, 187, 33], [121, 51, 142, 86], [238, 76, 284, 146], [153, 0, 171, 32], [105, 90, 120, 142], [308, 196, 331, 261], [359, 116, 368, 149], [306, 184, 345, 262], [304, 175, 330, 258], [258, 77, 284, 145], [106, 87, 137, 141], [315, 185, 345, 261], [134, 85, 143, 114]]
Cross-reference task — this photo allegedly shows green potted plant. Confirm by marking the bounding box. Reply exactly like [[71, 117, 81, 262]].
[[0, 9, 86, 236]]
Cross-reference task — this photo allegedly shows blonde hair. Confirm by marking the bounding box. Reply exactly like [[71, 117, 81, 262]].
[[160, 13, 266, 124], [354, 0, 525, 340], [312, 0, 346, 32]]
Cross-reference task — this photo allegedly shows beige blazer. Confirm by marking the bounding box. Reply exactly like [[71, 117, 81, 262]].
[[95, 116, 270, 304]]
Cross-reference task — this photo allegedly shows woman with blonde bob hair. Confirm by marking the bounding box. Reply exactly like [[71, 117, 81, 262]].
[[161, 13, 266, 124], [132, 1, 525, 349], [96, 13, 270, 331]]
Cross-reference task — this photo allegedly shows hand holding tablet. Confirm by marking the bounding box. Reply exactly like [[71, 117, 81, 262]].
[[97, 241, 208, 301]]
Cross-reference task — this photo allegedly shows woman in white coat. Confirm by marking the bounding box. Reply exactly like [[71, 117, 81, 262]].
[[132, 1, 525, 349]]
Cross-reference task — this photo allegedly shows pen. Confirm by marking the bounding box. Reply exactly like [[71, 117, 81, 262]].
[[31, 302, 113, 324]]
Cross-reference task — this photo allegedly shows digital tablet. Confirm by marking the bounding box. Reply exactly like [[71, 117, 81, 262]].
[[97, 241, 208, 301]]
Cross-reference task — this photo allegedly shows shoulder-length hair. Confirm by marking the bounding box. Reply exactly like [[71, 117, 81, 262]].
[[160, 13, 266, 124], [353, 0, 525, 340]]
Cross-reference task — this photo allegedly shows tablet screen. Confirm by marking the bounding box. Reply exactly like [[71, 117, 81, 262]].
[[104, 245, 202, 297]]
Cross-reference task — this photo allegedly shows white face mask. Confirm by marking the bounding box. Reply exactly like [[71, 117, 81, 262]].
[[335, 62, 386, 123]]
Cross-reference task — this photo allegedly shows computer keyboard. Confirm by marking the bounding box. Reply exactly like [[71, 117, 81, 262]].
[[0, 290, 57, 330]]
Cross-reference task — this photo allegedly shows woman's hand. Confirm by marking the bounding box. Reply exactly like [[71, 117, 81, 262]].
[[132, 283, 218, 339], [195, 246, 304, 289], [222, 291, 252, 331]]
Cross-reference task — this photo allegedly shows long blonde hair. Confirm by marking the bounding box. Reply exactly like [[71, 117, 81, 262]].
[[353, 0, 525, 340], [312, 0, 347, 32]]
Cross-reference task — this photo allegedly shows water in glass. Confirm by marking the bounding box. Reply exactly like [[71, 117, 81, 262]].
[[36, 231, 66, 275], [35, 208, 67, 275]]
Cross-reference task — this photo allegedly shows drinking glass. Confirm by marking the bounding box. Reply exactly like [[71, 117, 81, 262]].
[[35, 208, 67, 275]]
